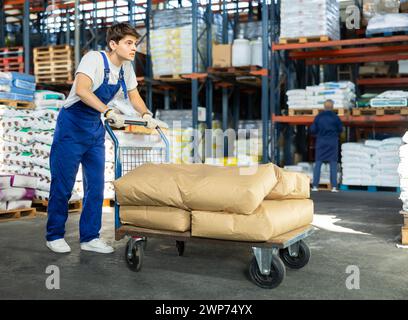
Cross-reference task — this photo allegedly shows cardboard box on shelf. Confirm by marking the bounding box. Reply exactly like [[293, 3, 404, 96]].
[[212, 44, 232, 68]]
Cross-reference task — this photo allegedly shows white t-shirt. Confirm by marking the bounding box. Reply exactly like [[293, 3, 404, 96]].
[[64, 51, 138, 108]]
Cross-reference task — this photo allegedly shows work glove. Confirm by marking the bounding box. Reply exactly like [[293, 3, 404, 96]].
[[142, 113, 169, 129], [104, 108, 125, 129]]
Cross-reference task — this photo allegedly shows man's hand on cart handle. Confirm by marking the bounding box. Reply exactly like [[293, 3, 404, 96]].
[[142, 113, 169, 129], [104, 108, 125, 129]]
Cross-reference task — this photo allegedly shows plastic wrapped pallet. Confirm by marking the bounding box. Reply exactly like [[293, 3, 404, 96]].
[[342, 138, 402, 187], [0, 72, 36, 102], [370, 91, 408, 108], [363, 0, 401, 25], [150, 24, 207, 76], [287, 82, 356, 110], [366, 13, 408, 36], [280, 0, 340, 41]]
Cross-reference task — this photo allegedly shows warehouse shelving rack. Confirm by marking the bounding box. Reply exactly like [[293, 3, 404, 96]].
[[270, 14, 408, 165], [1, 0, 277, 163]]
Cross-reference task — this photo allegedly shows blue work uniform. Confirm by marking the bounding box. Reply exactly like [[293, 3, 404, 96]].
[[310, 110, 343, 187], [46, 51, 128, 243]]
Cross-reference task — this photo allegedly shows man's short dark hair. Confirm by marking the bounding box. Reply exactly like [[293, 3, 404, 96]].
[[106, 22, 140, 51]]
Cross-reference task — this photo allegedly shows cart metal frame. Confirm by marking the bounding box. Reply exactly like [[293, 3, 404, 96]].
[[105, 120, 315, 289]]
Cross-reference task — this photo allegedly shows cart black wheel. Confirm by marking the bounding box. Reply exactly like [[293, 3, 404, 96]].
[[248, 255, 286, 289], [279, 240, 310, 270], [125, 239, 144, 272], [176, 241, 185, 256]]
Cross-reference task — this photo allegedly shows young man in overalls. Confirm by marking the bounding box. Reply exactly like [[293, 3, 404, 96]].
[[46, 23, 160, 253]]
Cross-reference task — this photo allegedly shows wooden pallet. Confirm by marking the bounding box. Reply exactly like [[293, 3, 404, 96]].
[[0, 207, 36, 222], [0, 56, 23, 64], [288, 108, 348, 116], [153, 74, 190, 83], [313, 183, 332, 191], [0, 65, 24, 73], [33, 46, 73, 62], [34, 65, 74, 74], [401, 211, 408, 245], [208, 65, 262, 76], [35, 74, 74, 83], [0, 99, 35, 109], [352, 107, 408, 116], [32, 199, 82, 213], [0, 46, 23, 57], [279, 35, 331, 44]]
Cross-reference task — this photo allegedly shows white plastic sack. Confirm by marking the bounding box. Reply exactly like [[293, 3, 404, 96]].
[[7, 200, 32, 210], [0, 187, 36, 201]]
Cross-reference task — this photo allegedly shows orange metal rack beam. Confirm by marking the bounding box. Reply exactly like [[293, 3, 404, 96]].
[[272, 35, 408, 51], [272, 115, 408, 127]]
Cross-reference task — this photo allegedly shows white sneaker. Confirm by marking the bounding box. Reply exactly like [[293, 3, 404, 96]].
[[311, 187, 319, 192], [46, 239, 71, 253], [331, 187, 339, 193], [80, 238, 114, 254]]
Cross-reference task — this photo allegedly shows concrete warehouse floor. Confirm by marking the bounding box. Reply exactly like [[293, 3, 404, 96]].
[[0, 191, 407, 300]]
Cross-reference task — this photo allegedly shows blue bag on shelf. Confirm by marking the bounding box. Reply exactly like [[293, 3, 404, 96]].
[[0, 72, 35, 83], [13, 79, 36, 91], [0, 92, 34, 102], [0, 78, 11, 86], [10, 87, 35, 96]]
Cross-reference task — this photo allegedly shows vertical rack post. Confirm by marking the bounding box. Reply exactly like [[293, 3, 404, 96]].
[[23, 0, 30, 74]]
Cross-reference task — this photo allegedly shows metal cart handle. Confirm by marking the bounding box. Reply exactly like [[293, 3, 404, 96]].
[[104, 119, 170, 168]]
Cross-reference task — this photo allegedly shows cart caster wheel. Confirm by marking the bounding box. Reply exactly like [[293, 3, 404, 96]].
[[279, 240, 310, 270], [125, 239, 144, 272], [176, 241, 185, 256], [248, 255, 286, 289]]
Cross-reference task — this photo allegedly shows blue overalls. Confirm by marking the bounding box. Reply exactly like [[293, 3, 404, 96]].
[[46, 51, 127, 243]]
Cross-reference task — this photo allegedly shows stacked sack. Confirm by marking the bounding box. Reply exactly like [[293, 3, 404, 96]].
[[0, 174, 38, 210], [287, 82, 356, 110], [113, 164, 313, 242], [280, 0, 340, 41], [399, 132, 408, 211], [341, 142, 378, 186], [375, 137, 402, 187], [0, 72, 36, 102], [341, 138, 402, 187]]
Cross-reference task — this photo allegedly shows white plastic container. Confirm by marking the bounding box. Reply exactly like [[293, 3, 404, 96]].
[[232, 38, 251, 67], [250, 37, 262, 67]]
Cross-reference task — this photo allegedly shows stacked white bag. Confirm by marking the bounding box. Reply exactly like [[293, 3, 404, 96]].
[[341, 142, 379, 186], [375, 137, 402, 187], [341, 138, 402, 187], [287, 82, 356, 110], [280, 0, 340, 41], [0, 174, 38, 210], [399, 132, 408, 211]]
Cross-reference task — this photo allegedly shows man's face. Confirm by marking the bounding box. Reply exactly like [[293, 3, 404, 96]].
[[110, 35, 138, 61]]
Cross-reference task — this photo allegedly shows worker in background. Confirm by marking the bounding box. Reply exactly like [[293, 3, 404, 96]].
[[310, 99, 343, 193], [46, 23, 162, 254]]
